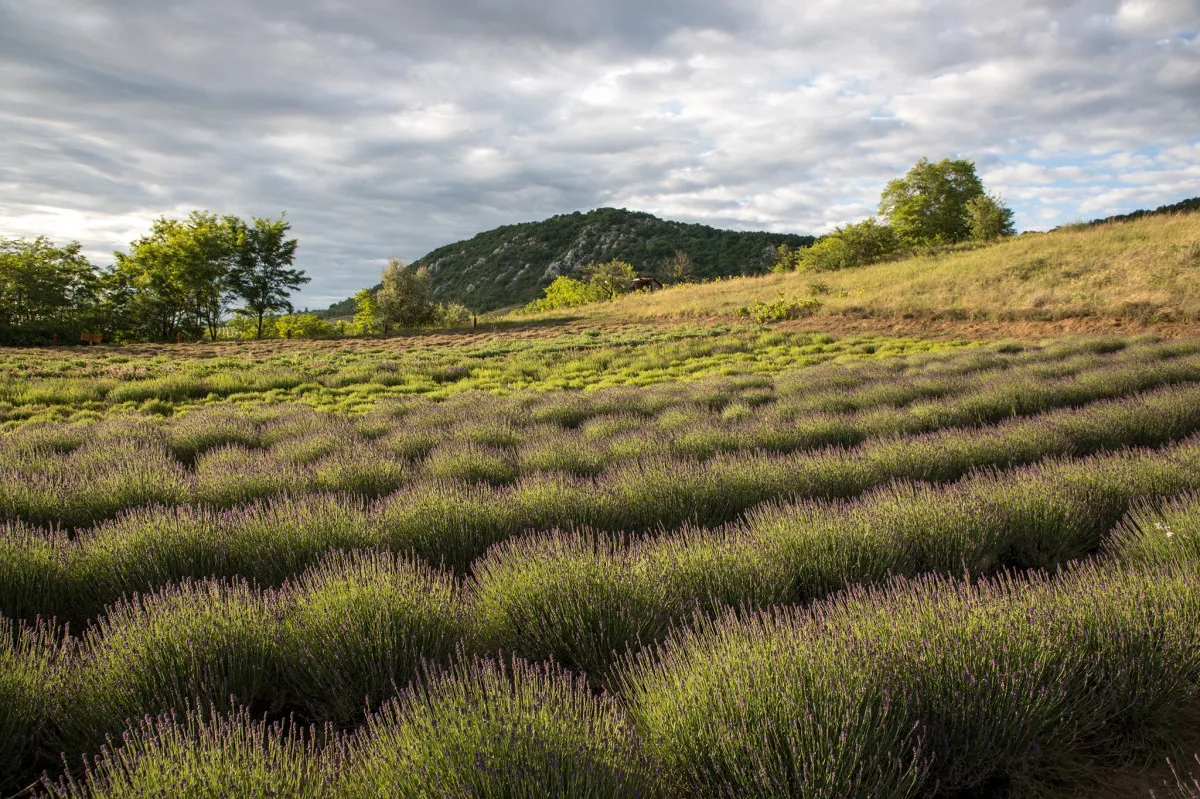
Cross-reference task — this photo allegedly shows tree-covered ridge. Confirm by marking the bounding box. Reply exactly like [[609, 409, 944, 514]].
[[320, 207, 814, 316], [1079, 194, 1200, 227]]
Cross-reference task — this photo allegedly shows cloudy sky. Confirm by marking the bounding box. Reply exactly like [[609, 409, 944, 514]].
[[2, 0, 1198, 306]]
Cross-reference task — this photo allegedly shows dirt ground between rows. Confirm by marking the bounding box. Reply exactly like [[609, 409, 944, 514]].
[[777, 315, 1200, 342], [1085, 722, 1200, 798]]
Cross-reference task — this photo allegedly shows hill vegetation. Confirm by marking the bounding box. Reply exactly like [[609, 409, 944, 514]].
[[1076, 194, 1200, 227], [531, 210, 1200, 325], [320, 207, 814, 316]]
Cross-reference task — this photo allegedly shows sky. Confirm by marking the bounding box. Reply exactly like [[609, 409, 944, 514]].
[[1, 0, 1198, 307]]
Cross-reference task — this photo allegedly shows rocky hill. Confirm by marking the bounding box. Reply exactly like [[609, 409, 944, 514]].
[[321, 207, 814, 315]]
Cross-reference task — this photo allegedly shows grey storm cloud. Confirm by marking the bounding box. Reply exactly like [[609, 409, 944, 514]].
[[1, 0, 1198, 306]]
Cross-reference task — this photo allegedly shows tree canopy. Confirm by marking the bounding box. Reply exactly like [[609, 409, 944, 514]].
[[0, 236, 99, 330], [376, 258, 435, 333], [879, 158, 987, 245], [227, 215, 307, 339], [1, 211, 311, 345]]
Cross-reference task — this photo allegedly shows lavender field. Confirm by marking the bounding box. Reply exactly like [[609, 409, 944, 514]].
[[4, 332, 1200, 797]]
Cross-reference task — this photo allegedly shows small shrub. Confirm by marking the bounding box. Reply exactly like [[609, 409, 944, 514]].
[[41, 708, 335, 799], [735, 294, 822, 322], [277, 550, 465, 725], [59, 580, 274, 761], [337, 657, 651, 798]]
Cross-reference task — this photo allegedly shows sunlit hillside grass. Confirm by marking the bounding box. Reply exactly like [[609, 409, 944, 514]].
[[534, 212, 1200, 323]]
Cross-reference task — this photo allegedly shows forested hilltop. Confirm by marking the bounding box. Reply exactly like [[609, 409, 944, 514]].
[[320, 207, 814, 316]]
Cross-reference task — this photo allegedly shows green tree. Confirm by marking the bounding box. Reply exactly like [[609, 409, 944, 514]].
[[798, 218, 902, 272], [0, 236, 99, 328], [276, 312, 335, 339], [228, 215, 307, 339], [183, 212, 241, 340], [110, 212, 240, 341], [967, 193, 1017, 241], [352, 288, 379, 334], [376, 258, 435, 334], [433, 302, 474, 327], [661, 250, 695, 283], [879, 158, 985, 245], [523, 276, 605, 312], [769, 243, 800, 273], [581, 259, 636, 300]]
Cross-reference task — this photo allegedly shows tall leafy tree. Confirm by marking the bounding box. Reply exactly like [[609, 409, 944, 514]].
[[352, 288, 380, 334], [660, 250, 695, 283], [0, 236, 99, 328], [110, 212, 240, 341], [581, 259, 636, 300], [111, 222, 194, 341], [967, 193, 1017, 241], [376, 258, 434, 334], [228, 215, 307, 339], [879, 158, 986, 245], [184, 212, 242, 340]]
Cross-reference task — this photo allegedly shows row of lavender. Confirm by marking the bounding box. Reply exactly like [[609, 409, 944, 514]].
[[3, 451, 1199, 793], [5, 384, 1200, 626], [4, 341, 1200, 532], [6, 538, 1199, 797], [5, 336, 1200, 795]]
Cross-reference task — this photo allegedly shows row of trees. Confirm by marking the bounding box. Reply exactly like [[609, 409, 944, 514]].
[[1, 212, 307, 344], [776, 158, 1016, 273]]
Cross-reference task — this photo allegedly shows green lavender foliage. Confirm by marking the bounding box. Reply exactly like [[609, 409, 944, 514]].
[[620, 563, 1200, 798], [41, 709, 337, 799], [275, 550, 466, 726], [337, 657, 652, 798]]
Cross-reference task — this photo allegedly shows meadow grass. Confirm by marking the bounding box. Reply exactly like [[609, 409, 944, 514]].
[[1, 618, 62, 793], [5, 340, 1200, 536], [56, 580, 275, 761], [7, 385, 1200, 627], [6, 330, 1200, 793], [467, 439, 1200, 679], [65, 495, 377, 624]]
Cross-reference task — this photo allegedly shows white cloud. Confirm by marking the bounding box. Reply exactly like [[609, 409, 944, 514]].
[[0, 0, 1197, 305]]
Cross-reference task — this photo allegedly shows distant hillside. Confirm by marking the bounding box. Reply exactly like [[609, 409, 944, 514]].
[[319, 207, 814, 316], [1077, 195, 1200, 227], [544, 210, 1200, 324]]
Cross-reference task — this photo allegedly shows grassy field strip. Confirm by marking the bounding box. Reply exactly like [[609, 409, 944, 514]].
[[1, 329, 972, 423], [6, 384, 1200, 627], [3, 438, 1200, 784], [5, 355, 1200, 535], [3, 333, 1197, 429], [8, 559, 1199, 797], [5, 346, 1200, 534], [6, 338, 1199, 460]]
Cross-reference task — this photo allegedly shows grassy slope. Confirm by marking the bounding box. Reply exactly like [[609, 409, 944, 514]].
[[532, 212, 1200, 324]]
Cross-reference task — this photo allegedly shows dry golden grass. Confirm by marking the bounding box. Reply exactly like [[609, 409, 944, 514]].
[[526, 212, 1200, 324]]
